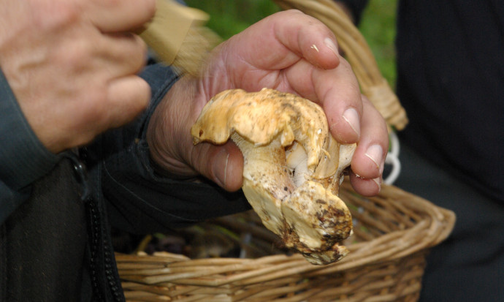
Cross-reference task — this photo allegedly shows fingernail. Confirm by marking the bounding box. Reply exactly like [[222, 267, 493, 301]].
[[373, 177, 382, 192], [365, 144, 384, 172], [342, 108, 360, 138], [324, 37, 339, 57], [213, 148, 229, 187]]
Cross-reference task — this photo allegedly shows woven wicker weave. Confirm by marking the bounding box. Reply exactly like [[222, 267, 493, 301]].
[[117, 182, 454, 301]]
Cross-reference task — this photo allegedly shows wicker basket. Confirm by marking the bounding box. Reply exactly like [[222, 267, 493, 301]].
[[117, 182, 455, 301], [116, 1, 455, 301]]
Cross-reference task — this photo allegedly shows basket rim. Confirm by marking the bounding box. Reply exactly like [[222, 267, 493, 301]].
[[116, 183, 455, 287]]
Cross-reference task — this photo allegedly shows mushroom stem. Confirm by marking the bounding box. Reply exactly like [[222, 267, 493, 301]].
[[231, 133, 295, 235], [231, 133, 352, 265]]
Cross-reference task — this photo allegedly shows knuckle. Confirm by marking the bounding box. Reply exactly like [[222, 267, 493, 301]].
[[32, 0, 80, 31], [144, 0, 157, 18], [79, 88, 108, 121], [283, 9, 304, 17], [94, 0, 122, 10], [58, 40, 94, 69], [128, 35, 148, 72], [136, 82, 151, 111], [91, 0, 155, 19]]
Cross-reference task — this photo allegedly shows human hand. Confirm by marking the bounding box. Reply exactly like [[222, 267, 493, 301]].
[[0, 0, 155, 153], [147, 10, 388, 196]]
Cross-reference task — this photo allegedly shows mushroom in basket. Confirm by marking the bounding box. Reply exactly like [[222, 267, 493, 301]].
[[191, 88, 356, 265]]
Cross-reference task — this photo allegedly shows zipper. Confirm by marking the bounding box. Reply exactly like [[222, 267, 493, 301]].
[[86, 199, 103, 301], [86, 198, 124, 301], [68, 151, 124, 302]]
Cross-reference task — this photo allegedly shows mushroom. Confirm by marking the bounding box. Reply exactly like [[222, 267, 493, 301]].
[[191, 88, 356, 265]]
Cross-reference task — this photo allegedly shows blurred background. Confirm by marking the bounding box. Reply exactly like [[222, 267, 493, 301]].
[[185, 0, 398, 88]]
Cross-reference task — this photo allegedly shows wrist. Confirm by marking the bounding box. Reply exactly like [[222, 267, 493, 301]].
[[146, 75, 203, 179], [0, 69, 60, 190]]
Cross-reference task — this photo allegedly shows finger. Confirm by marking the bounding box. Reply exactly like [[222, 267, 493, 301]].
[[317, 58, 363, 144], [274, 10, 341, 69], [282, 57, 363, 144], [147, 77, 244, 192], [192, 141, 244, 192], [105, 75, 151, 129], [56, 31, 147, 82], [97, 33, 148, 76], [85, 0, 156, 32], [348, 96, 389, 196], [349, 172, 382, 197], [234, 10, 340, 71]]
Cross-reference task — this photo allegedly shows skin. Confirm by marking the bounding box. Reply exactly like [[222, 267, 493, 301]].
[[0, 0, 155, 153], [147, 10, 388, 197]]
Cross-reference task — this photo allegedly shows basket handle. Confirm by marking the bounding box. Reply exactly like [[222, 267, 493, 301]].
[[273, 0, 408, 131]]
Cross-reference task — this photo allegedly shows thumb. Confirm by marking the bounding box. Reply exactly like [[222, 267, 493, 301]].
[[194, 141, 244, 192]]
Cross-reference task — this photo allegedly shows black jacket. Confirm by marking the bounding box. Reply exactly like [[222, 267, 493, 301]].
[[0, 64, 250, 301]]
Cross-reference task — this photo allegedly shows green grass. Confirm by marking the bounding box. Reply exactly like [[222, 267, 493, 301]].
[[184, 0, 280, 40], [359, 0, 398, 88], [184, 0, 398, 87]]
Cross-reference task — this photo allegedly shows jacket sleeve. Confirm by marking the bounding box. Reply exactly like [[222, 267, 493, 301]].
[[98, 64, 250, 234], [0, 69, 60, 223]]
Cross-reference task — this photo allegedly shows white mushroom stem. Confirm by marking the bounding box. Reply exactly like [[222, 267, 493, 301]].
[[232, 133, 353, 264], [231, 134, 294, 235]]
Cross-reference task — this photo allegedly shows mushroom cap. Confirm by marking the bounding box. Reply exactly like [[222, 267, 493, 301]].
[[191, 88, 356, 265], [191, 88, 331, 173]]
